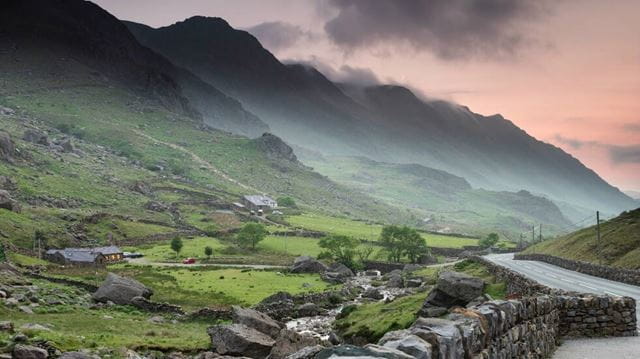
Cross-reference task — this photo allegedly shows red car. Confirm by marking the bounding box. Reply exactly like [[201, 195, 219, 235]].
[[182, 258, 196, 264]]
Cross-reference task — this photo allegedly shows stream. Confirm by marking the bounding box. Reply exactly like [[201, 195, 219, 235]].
[[285, 270, 416, 340]]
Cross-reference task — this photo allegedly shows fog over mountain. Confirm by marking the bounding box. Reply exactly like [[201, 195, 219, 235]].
[[125, 17, 636, 218]]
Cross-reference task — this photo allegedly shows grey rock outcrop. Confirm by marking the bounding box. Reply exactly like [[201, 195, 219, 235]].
[[321, 263, 354, 283], [13, 344, 49, 359], [419, 271, 484, 316], [290, 256, 327, 274], [208, 324, 275, 359], [0, 131, 17, 162], [0, 189, 20, 212], [270, 329, 320, 359], [285, 345, 324, 359], [92, 273, 153, 305], [23, 129, 49, 146]]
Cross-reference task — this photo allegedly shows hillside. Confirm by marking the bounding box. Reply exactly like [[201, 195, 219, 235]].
[[0, 0, 418, 251], [523, 208, 640, 269], [302, 155, 571, 236], [124, 16, 636, 218]]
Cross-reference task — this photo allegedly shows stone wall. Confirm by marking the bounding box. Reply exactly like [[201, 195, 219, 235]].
[[468, 256, 637, 337], [515, 253, 640, 287], [362, 261, 405, 273]]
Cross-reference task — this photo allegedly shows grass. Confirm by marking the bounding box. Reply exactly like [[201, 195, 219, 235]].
[[287, 213, 489, 249], [124, 237, 228, 262], [334, 259, 506, 343], [7, 252, 50, 267], [523, 208, 640, 269]]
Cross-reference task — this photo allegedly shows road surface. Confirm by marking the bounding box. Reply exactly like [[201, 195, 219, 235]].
[[485, 253, 640, 359]]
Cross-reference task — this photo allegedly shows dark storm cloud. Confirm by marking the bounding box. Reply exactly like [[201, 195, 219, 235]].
[[323, 0, 551, 60], [247, 21, 314, 51], [609, 145, 640, 164]]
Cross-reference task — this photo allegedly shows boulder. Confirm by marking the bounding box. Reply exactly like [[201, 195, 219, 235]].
[[411, 318, 465, 359], [0, 321, 14, 332], [208, 323, 275, 359], [92, 273, 153, 305], [321, 262, 354, 283], [290, 256, 327, 273], [315, 344, 412, 358], [254, 292, 295, 321], [130, 181, 152, 195], [380, 335, 433, 359], [13, 344, 49, 359], [0, 131, 17, 162], [0, 175, 16, 190], [0, 189, 20, 212], [419, 271, 484, 316], [232, 306, 282, 339], [145, 201, 170, 212], [436, 272, 484, 302], [285, 345, 325, 359], [405, 278, 423, 288], [60, 139, 75, 153], [23, 129, 49, 146], [269, 329, 320, 359], [363, 287, 384, 300], [386, 273, 403, 288], [0, 106, 15, 116], [296, 302, 321, 317], [363, 345, 415, 359]]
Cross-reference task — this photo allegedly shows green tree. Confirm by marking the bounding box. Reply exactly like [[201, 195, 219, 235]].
[[236, 223, 267, 249], [379, 225, 428, 263], [170, 237, 183, 258], [204, 246, 213, 260], [318, 235, 359, 268], [276, 196, 296, 208], [479, 233, 500, 249]]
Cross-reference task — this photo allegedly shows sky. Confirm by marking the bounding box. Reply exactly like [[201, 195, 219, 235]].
[[94, 0, 640, 192]]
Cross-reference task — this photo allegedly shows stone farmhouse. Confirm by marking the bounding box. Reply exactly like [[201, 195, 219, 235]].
[[45, 246, 123, 266], [242, 195, 277, 212]]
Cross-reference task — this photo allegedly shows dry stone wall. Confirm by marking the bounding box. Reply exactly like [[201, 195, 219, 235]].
[[515, 253, 640, 286]]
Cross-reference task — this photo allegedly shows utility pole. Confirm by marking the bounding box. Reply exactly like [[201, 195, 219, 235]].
[[596, 211, 601, 265], [531, 225, 535, 242], [539, 224, 542, 242], [519, 233, 523, 249]]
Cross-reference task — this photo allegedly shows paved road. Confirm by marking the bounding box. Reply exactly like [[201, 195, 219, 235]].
[[485, 253, 640, 359]]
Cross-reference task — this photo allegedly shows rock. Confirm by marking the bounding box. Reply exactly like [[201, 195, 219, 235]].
[[130, 181, 152, 195], [322, 262, 355, 283], [253, 133, 297, 162], [0, 189, 20, 212], [290, 256, 327, 274], [0, 106, 15, 116], [208, 323, 275, 359], [92, 273, 153, 305], [406, 278, 423, 288], [20, 323, 51, 331], [23, 129, 49, 146], [387, 273, 403, 288], [285, 345, 325, 359], [420, 306, 448, 317], [269, 329, 320, 359], [0, 321, 14, 332], [0, 175, 16, 190], [411, 318, 464, 359], [60, 139, 75, 153], [255, 292, 295, 321], [417, 254, 438, 265], [148, 316, 165, 324], [363, 344, 415, 359], [328, 332, 342, 345], [363, 287, 384, 300], [315, 344, 412, 358], [0, 131, 17, 162], [419, 271, 484, 315], [403, 264, 422, 273], [232, 306, 282, 339], [5, 297, 19, 306], [13, 344, 49, 359], [466, 294, 493, 308], [145, 201, 170, 212], [59, 352, 100, 359], [18, 305, 34, 314], [296, 303, 321, 317], [381, 335, 433, 359], [365, 270, 381, 277]]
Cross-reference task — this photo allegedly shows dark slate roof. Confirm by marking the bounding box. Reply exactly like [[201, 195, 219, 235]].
[[243, 195, 277, 207], [45, 246, 121, 262]]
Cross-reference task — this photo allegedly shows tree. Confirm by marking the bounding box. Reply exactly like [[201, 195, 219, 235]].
[[479, 233, 500, 249], [277, 196, 297, 208], [318, 235, 359, 268], [379, 225, 429, 263], [204, 246, 213, 260], [356, 241, 375, 263], [236, 223, 267, 249], [170, 237, 183, 258]]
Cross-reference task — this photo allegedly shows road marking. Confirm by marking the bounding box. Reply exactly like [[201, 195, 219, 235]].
[[577, 282, 599, 291], [604, 291, 622, 297]]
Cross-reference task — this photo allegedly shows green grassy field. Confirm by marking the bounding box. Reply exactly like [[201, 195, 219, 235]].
[[523, 208, 640, 269]]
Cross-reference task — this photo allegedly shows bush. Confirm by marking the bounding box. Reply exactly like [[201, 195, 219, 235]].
[[235, 223, 267, 249], [277, 196, 297, 208], [479, 233, 499, 249], [318, 235, 359, 269]]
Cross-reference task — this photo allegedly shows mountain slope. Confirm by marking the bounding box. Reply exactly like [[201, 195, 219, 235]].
[[0, 0, 267, 138], [124, 17, 635, 216], [524, 208, 640, 269], [302, 155, 571, 236]]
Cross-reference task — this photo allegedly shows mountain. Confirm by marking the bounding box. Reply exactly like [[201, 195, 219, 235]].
[[301, 154, 571, 236], [0, 0, 267, 138], [623, 190, 640, 200], [524, 208, 640, 269], [124, 17, 636, 217]]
